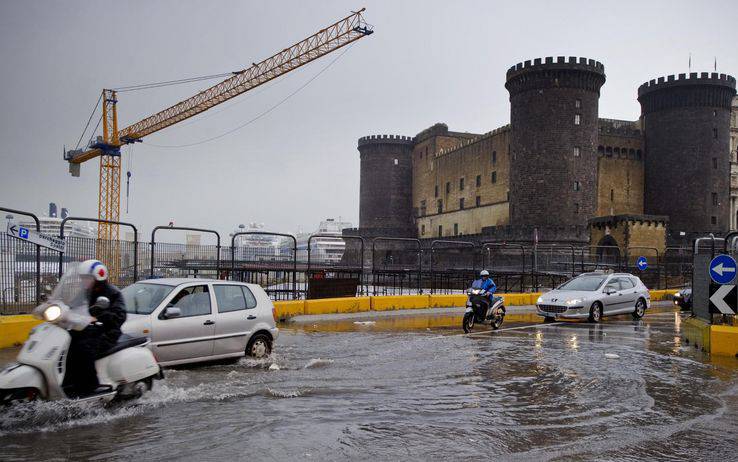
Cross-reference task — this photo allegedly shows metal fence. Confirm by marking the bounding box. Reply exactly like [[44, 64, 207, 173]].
[[1, 207, 696, 314]]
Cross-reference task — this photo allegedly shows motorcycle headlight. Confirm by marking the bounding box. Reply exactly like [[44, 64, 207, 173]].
[[43, 305, 62, 322], [537, 296, 544, 304], [565, 299, 583, 306]]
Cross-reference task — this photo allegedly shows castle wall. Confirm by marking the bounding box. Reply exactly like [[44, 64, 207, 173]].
[[596, 119, 645, 216], [412, 126, 511, 237]]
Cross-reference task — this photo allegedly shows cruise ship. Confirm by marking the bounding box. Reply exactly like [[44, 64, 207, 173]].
[[295, 218, 352, 265]]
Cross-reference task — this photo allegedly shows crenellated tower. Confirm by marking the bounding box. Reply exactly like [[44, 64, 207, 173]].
[[638, 72, 737, 235], [356, 134, 415, 237], [505, 56, 606, 232]]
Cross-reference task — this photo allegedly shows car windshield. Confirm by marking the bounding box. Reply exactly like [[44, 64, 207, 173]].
[[121, 282, 174, 314], [557, 275, 607, 291]]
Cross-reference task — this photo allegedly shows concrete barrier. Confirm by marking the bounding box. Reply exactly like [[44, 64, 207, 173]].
[[428, 294, 467, 308], [371, 295, 430, 311], [0, 315, 42, 349], [273, 300, 305, 320], [304, 297, 371, 315], [683, 316, 738, 357]]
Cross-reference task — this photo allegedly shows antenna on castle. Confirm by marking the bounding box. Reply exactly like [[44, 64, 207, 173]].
[[688, 52, 691, 72], [714, 56, 717, 71]]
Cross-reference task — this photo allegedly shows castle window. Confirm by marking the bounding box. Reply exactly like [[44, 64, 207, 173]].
[[476, 175, 481, 187], [420, 200, 427, 216], [459, 178, 465, 191], [394, 158, 398, 165], [574, 114, 581, 125], [575, 203, 580, 214], [636, 149, 642, 160], [459, 198, 465, 210], [610, 189, 614, 201], [711, 216, 717, 225], [506, 190, 510, 201], [435, 185, 439, 198], [454, 223, 459, 236], [425, 147, 428, 156], [614, 147, 620, 157], [446, 182, 451, 194], [712, 192, 718, 206], [437, 200, 443, 214], [597, 145, 605, 155], [476, 196, 481, 207], [575, 98, 581, 108], [713, 128, 718, 139], [629, 149, 636, 159], [713, 157, 718, 169], [491, 171, 497, 184], [438, 225, 443, 237], [573, 146, 581, 157], [606, 147, 613, 157], [421, 224, 426, 236], [574, 181, 581, 191], [492, 151, 497, 164]]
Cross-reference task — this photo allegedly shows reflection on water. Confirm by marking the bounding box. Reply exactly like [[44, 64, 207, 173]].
[[0, 312, 736, 461]]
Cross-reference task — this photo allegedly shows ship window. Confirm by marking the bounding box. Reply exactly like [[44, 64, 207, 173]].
[[574, 114, 581, 125], [573, 146, 580, 157], [575, 98, 581, 108]]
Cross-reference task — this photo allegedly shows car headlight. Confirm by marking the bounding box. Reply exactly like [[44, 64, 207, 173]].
[[537, 296, 544, 304], [43, 305, 62, 322], [565, 299, 583, 306]]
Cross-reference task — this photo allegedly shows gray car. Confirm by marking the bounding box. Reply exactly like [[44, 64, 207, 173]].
[[120, 279, 279, 367], [536, 272, 650, 323]]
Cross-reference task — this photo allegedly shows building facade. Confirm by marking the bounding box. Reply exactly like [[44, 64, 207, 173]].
[[353, 56, 737, 250]]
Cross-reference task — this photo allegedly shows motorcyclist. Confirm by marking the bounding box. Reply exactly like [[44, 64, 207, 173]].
[[471, 270, 497, 302], [62, 260, 127, 397]]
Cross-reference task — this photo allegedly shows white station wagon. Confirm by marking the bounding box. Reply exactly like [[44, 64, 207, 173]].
[[120, 279, 279, 366]]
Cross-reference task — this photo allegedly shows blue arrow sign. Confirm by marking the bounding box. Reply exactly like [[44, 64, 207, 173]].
[[709, 254, 737, 284], [636, 256, 648, 271]]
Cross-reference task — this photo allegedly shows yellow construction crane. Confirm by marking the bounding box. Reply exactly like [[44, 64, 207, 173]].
[[64, 8, 372, 252]]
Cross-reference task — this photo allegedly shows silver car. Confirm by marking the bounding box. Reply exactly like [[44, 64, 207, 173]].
[[536, 272, 650, 323], [120, 279, 279, 366]]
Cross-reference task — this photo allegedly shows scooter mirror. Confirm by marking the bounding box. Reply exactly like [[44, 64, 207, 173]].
[[95, 296, 111, 309]]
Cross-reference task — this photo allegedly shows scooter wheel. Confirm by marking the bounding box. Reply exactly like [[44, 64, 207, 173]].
[[462, 313, 475, 333]]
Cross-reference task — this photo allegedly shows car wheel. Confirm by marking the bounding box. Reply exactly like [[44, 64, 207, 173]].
[[588, 302, 603, 323], [632, 298, 646, 319], [246, 333, 272, 358]]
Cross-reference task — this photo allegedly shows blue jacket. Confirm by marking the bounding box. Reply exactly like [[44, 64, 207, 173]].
[[472, 277, 496, 293]]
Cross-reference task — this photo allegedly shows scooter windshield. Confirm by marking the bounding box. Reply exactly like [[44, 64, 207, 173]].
[[49, 262, 89, 310]]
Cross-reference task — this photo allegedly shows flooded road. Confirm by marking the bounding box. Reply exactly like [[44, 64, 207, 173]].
[[1, 311, 737, 461]]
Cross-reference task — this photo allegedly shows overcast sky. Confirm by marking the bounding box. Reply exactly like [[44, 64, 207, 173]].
[[1, 0, 737, 241]]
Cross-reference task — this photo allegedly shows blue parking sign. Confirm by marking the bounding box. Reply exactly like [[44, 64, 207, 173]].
[[19, 227, 29, 239]]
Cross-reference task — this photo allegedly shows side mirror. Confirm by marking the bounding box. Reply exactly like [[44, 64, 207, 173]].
[[604, 288, 615, 295], [163, 306, 182, 319], [94, 296, 110, 309]]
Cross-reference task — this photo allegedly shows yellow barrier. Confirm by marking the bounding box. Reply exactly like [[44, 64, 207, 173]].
[[304, 297, 371, 315], [0, 315, 42, 349], [273, 300, 305, 320], [428, 294, 467, 308], [371, 295, 430, 311], [710, 324, 738, 357]]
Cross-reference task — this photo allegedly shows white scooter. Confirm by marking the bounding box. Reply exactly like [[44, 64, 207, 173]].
[[0, 265, 162, 405]]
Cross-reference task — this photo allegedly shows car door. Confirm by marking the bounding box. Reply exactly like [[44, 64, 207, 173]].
[[151, 284, 216, 364], [616, 277, 639, 313], [604, 278, 634, 314], [601, 278, 622, 315], [212, 283, 259, 356]]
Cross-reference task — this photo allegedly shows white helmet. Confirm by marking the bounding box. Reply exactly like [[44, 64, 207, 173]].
[[480, 270, 490, 277], [79, 259, 109, 282]]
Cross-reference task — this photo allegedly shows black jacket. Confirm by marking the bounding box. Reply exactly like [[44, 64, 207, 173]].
[[87, 282, 127, 346]]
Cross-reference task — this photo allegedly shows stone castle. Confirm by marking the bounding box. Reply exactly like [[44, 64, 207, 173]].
[[352, 56, 738, 252]]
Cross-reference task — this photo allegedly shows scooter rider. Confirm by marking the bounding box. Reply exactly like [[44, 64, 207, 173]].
[[62, 260, 127, 397], [472, 270, 497, 300]]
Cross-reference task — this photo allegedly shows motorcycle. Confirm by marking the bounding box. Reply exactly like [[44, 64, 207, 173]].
[[463, 288, 505, 333], [0, 264, 162, 405]]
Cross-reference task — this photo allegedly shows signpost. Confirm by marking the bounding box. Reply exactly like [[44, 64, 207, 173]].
[[636, 256, 648, 271], [6, 222, 66, 253], [708, 254, 738, 314]]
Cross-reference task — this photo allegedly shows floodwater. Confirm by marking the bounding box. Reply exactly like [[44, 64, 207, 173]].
[[1, 311, 737, 461]]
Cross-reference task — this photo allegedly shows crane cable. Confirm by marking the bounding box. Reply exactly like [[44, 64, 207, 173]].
[[112, 71, 238, 93], [143, 42, 354, 149], [74, 93, 103, 150]]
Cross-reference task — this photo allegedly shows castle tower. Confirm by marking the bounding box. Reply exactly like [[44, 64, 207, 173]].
[[357, 135, 415, 236], [505, 57, 606, 230], [638, 72, 737, 235]]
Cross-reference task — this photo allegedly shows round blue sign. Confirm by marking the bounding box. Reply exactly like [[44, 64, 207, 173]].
[[709, 254, 737, 284], [636, 256, 648, 271]]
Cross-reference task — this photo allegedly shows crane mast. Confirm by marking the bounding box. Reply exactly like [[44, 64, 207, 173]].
[[63, 9, 372, 280]]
